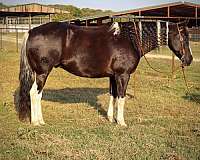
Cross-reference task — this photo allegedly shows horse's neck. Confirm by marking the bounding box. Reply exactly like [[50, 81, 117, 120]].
[[121, 22, 162, 56], [141, 28, 160, 55], [141, 37, 159, 55]]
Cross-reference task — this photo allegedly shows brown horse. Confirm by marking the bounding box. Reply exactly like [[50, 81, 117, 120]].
[[18, 21, 193, 126]]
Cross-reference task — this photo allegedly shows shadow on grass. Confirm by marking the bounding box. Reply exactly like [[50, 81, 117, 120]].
[[43, 87, 108, 117], [182, 89, 200, 104], [14, 87, 134, 119]]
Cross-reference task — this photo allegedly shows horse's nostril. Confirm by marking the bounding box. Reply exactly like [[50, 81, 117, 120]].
[[181, 55, 185, 62]]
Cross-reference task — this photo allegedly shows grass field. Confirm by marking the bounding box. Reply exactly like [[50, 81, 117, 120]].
[[0, 40, 200, 159]]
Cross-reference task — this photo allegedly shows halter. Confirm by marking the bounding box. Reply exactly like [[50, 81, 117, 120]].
[[176, 23, 186, 63], [176, 24, 199, 102]]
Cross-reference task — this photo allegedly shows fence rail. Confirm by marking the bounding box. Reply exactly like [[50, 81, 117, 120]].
[[0, 24, 200, 53], [0, 27, 29, 52]]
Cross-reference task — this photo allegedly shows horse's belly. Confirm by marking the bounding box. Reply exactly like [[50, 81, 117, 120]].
[[60, 59, 112, 78]]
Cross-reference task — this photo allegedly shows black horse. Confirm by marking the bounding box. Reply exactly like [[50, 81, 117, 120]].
[[18, 21, 193, 126]]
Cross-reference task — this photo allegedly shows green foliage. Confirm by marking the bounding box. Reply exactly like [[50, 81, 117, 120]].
[[0, 3, 112, 21], [0, 3, 7, 8], [48, 4, 113, 21]]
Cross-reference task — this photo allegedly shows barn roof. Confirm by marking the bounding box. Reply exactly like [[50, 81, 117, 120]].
[[113, 1, 200, 19], [0, 3, 69, 17], [70, 1, 200, 24]]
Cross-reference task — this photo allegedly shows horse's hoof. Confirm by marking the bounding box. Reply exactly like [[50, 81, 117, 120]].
[[39, 120, 45, 125], [117, 120, 127, 127], [31, 121, 40, 126], [107, 116, 114, 123]]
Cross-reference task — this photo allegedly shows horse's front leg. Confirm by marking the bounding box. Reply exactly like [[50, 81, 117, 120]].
[[115, 73, 130, 127], [107, 77, 117, 123]]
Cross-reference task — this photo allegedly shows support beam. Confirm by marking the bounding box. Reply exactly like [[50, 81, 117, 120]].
[[17, 17, 19, 25], [29, 14, 32, 30], [139, 10, 141, 16], [195, 6, 198, 19], [16, 28, 18, 53], [110, 18, 114, 23], [86, 20, 89, 26], [157, 20, 161, 48], [5, 16, 8, 32], [195, 6, 198, 27], [49, 14, 52, 22], [0, 28, 2, 49], [167, 6, 170, 18], [138, 20, 142, 44], [97, 19, 102, 25], [15, 17, 17, 28], [166, 21, 169, 45], [40, 17, 42, 24]]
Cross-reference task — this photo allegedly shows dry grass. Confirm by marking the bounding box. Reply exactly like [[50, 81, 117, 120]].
[[0, 40, 200, 159]]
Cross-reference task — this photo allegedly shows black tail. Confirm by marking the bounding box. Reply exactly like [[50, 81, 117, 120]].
[[18, 32, 34, 122]]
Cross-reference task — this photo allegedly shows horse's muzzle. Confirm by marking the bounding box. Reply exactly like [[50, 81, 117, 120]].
[[181, 55, 193, 66]]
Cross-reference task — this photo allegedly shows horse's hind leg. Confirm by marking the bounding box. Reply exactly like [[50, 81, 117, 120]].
[[30, 73, 49, 125], [115, 73, 130, 126], [107, 76, 117, 122]]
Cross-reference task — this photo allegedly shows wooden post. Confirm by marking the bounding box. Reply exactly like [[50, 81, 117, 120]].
[[49, 14, 52, 22], [16, 28, 18, 53], [195, 6, 198, 19], [15, 17, 17, 29], [5, 16, 8, 32], [171, 54, 175, 79], [17, 17, 20, 25], [166, 21, 169, 45], [97, 19, 102, 26], [110, 17, 114, 23], [139, 10, 141, 17], [138, 20, 142, 44], [29, 14, 32, 30], [167, 6, 170, 18], [0, 28, 2, 49], [40, 17, 42, 24], [157, 20, 161, 49], [86, 20, 88, 26]]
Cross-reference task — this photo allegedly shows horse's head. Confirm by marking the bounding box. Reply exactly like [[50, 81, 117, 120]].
[[168, 21, 193, 66]]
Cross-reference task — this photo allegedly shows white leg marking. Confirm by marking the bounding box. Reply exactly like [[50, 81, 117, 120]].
[[30, 80, 40, 126], [37, 90, 45, 125], [189, 46, 193, 55], [117, 97, 127, 126], [107, 96, 116, 122], [30, 79, 45, 126]]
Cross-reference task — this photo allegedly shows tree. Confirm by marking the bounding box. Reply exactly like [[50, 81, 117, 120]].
[[0, 3, 7, 8], [49, 4, 113, 21]]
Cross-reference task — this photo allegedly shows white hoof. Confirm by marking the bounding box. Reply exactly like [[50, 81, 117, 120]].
[[39, 120, 45, 125], [31, 121, 40, 126], [108, 116, 114, 123], [117, 120, 127, 127]]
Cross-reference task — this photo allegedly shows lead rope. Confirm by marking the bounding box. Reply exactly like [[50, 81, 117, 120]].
[[178, 23, 200, 103], [132, 21, 180, 75], [133, 21, 199, 103], [181, 65, 200, 103]]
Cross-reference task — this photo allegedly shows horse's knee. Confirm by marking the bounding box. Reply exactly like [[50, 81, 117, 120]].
[[36, 73, 48, 92]]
